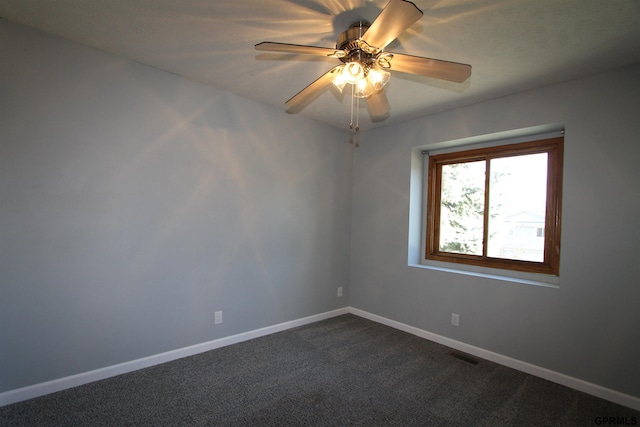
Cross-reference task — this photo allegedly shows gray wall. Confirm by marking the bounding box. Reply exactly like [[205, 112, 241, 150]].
[[2, 15, 639, 403], [351, 63, 640, 398], [0, 20, 352, 392]]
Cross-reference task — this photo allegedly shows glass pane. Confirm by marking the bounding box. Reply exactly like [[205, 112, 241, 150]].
[[487, 153, 548, 262], [439, 161, 485, 255]]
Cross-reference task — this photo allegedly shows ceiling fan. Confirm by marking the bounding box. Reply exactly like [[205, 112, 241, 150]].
[[255, 0, 471, 130]]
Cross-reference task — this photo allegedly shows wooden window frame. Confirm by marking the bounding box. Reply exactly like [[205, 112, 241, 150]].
[[426, 137, 563, 275]]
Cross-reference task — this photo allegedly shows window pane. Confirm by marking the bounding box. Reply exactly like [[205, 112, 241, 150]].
[[487, 153, 548, 262], [439, 161, 485, 255]]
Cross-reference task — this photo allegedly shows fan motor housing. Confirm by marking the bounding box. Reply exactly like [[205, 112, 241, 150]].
[[337, 22, 372, 64]]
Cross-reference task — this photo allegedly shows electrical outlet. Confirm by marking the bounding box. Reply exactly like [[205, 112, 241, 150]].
[[451, 313, 459, 327], [337, 287, 343, 297], [214, 311, 223, 325]]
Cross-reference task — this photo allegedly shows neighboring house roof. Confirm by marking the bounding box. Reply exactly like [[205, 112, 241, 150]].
[[503, 211, 545, 223]]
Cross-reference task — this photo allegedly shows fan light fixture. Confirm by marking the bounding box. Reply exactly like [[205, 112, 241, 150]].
[[332, 62, 390, 97], [368, 66, 391, 90], [255, 0, 472, 133], [328, 22, 394, 131], [343, 62, 365, 84]]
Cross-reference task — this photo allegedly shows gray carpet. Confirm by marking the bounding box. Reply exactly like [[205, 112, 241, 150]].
[[1, 314, 638, 426]]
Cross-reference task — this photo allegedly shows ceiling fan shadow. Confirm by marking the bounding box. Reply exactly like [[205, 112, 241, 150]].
[[284, 0, 344, 18]]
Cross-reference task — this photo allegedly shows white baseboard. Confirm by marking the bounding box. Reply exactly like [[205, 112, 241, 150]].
[[0, 307, 349, 407], [3, 306, 638, 412], [349, 307, 640, 412]]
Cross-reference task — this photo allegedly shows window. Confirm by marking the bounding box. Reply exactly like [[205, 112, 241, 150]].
[[425, 137, 563, 275]]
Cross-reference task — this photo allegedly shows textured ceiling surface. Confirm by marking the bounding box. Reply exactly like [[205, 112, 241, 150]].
[[2, 0, 640, 131]]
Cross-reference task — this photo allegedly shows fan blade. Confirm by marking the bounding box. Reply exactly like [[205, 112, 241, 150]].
[[361, 0, 423, 50], [366, 90, 390, 118], [286, 66, 343, 112], [255, 42, 344, 58], [387, 52, 471, 83]]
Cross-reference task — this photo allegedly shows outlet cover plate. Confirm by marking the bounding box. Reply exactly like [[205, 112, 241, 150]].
[[451, 313, 459, 326]]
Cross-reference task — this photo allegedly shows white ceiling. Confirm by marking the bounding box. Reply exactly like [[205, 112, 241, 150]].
[[2, 0, 640, 132]]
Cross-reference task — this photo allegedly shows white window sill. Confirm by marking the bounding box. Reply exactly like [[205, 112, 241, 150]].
[[408, 260, 560, 288]]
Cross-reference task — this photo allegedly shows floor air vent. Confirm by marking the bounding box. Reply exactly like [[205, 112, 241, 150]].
[[447, 350, 480, 365]]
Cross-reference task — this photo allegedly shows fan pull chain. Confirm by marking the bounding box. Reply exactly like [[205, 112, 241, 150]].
[[349, 84, 355, 130], [349, 83, 360, 133], [349, 131, 360, 147], [355, 95, 360, 132]]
